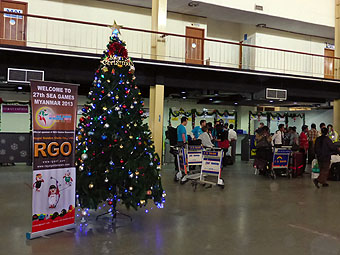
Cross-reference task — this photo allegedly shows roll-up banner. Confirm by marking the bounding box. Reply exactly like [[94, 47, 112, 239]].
[[27, 81, 78, 239]]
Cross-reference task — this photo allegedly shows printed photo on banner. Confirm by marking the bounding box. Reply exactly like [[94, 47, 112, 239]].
[[32, 168, 75, 233]]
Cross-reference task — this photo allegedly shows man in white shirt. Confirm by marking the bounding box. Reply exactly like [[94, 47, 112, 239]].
[[272, 124, 285, 146], [198, 126, 214, 148], [228, 124, 237, 163]]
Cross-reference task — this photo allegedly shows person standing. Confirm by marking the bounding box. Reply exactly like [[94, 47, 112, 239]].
[[224, 123, 229, 132], [177, 117, 188, 145], [272, 124, 285, 146], [215, 124, 229, 166], [327, 124, 339, 143], [192, 120, 206, 139], [198, 126, 214, 148], [289, 126, 299, 150], [299, 125, 309, 172], [255, 122, 265, 134], [228, 124, 237, 163], [319, 123, 326, 136], [307, 123, 318, 164], [206, 122, 213, 135], [313, 127, 340, 188]]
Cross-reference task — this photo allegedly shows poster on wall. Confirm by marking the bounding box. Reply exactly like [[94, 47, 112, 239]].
[[27, 80, 78, 239]]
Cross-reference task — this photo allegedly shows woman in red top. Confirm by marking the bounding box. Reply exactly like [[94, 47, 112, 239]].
[[299, 125, 309, 172]]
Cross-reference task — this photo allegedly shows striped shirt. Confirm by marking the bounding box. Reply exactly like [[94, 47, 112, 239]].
[[308, 129, 318, 142]]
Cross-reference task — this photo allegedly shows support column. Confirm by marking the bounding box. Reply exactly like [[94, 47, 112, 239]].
[[151, 0, 167, 60], [149, 86, 155, 132], [334, 1, 340, 131], [334, 100, 340, 132], [335, 0, 340, 79], [149, 85, 165, 165]]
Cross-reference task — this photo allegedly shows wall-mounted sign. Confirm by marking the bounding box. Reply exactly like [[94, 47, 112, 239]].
[[326, 43, 335, 50], [2, 105, 29, 113], [3, 8, 23, 19]]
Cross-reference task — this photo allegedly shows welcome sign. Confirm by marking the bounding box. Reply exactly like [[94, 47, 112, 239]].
[[27, 81, 78, 239]]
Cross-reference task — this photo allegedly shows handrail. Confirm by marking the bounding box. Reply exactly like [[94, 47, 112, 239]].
[[0, 10, 338, 60]]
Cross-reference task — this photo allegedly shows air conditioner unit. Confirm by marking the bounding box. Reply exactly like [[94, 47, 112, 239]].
[[254, 88, 287, 101], [7, 68, 44, 84]]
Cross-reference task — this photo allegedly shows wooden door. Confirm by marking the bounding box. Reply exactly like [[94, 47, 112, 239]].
[[185, 27, 204, 65], [0, 0, 27, 46], [324, 48, 334, 79]]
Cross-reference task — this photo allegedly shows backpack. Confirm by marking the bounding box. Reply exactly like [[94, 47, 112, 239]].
[[165, 126, 177, 146]]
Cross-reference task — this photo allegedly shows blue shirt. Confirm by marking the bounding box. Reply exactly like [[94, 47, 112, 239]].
[[192, 126, 203, 139], [177, 124, 187, 142]]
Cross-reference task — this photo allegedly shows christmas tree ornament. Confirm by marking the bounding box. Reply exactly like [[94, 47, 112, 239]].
[[129, 66, 135, 74], [81, 153, 88, 160], [76, 26, 165, 213]]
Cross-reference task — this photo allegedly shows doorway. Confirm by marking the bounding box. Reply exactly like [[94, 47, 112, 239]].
[[0, 0, 27, 46], [185, 27, 204, 65], [324, 48, 334, 79]]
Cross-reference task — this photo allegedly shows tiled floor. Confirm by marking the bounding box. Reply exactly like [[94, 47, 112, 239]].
[[1, 160, 340, 255]]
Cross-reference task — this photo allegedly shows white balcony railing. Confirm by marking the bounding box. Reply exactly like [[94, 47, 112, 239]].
[[0, 11, 338, 80]]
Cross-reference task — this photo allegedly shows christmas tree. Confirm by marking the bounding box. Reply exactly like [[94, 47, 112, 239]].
[[76, 22, 165, 211]]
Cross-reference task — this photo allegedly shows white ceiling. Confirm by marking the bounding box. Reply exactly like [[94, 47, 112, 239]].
[[100, 0, 334, 39]]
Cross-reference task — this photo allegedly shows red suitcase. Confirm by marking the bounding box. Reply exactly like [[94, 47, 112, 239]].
[[290, 152, 304, 177]]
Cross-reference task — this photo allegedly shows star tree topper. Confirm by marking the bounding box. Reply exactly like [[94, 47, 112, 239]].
[[109, 20, 122, 35]]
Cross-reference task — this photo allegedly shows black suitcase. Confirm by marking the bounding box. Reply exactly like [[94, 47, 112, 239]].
[[329, 162, 340, 181], [224, 155, 233, 166]]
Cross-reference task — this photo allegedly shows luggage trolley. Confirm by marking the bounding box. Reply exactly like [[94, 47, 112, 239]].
[[174, 143, 203, 184], [272, 147, 292, 179], [192, 148, 225, 191]]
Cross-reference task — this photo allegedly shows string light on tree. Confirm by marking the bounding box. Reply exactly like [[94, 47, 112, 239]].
[[75, 22, 165, 214]]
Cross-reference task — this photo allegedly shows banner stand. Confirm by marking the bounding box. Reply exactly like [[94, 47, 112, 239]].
[[27, 80, 78, 240], [26, 223, 76, 240]]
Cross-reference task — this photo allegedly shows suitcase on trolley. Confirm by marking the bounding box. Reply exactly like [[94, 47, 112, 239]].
[[290, 152, 304, 177]]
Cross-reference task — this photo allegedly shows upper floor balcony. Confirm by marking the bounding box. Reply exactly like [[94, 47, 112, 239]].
[[0, 10, 339, 81]]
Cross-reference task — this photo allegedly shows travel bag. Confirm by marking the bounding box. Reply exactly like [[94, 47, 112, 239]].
[[329, 162, 340, 181], [290, 152, 304, 177]]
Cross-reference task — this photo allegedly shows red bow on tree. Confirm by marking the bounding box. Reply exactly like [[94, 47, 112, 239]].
[[109, 42, 128, 58]]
